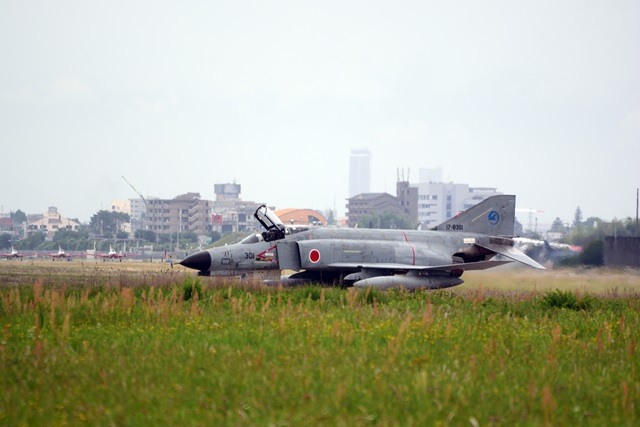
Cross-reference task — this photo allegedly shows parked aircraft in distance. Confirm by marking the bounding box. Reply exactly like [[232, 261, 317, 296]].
[[94, 245, 136, 261], [0, 247, 27, 259], [45, 246, 85, 261], [514, 237, 582, 265], [179, 195, 545, 290]]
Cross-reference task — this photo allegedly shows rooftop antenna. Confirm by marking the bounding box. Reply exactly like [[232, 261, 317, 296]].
[[516, 208, 545, 232]]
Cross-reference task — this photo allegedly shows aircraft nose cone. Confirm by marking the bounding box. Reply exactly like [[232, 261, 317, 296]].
[[179, 251, 212, 271]]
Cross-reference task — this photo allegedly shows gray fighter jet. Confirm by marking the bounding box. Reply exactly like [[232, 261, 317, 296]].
[[179, 195, 544, 290]]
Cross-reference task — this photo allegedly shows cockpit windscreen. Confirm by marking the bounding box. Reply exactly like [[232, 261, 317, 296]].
[[239, 233, 264, 244]]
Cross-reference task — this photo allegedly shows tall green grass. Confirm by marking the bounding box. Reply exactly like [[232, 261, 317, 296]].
[[1, 276, 639, 426]]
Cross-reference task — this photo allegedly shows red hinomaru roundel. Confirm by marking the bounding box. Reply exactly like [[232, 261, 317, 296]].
[[309, 249, 321, 263]]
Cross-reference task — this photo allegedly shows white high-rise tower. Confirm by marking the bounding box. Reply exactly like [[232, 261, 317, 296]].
[[349, 148, 371, 197]]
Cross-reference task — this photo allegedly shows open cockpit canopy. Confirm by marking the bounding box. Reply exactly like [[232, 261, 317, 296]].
[[254, 205, 286, 242]]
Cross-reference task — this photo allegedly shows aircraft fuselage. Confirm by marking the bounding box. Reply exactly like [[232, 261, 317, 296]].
[[181, 228, 496, 282]]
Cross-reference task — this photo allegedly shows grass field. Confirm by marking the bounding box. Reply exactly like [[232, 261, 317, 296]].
[[1, 261, 639, 426]]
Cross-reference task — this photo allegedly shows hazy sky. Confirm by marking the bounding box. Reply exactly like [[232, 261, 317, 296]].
[[2, 1, 639, 228]]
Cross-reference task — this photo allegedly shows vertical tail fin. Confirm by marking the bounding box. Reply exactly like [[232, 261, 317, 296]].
[[431, 195, 516, 236]]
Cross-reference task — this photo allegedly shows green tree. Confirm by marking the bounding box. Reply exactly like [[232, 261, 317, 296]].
[[0, 233, 12, 249], [89, 211, 130, 236], [10, 210, 27, 224], [158, 234, 171, 245], [565, 217, 636, 247], [326, 210, 336, 226], [116, 231, 130, 240], [209, 231, 221, 243], [581, 240, 604, 266], [582, 216, 601, 230], [514, 219, 524, 236], [357, 210, 417, 230], [573, 207, 583, 228], [623, 217, 638, 235], [135, 229, 157, 243], [550, 217, 566, 233], [52, 229, 92, 251], [180, 231, 199, 244], [14, 232, 45, 250], [559, 239, 604, 267]]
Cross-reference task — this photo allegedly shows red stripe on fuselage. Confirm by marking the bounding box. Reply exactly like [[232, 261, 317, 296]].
[[402, 231, 416, 265]]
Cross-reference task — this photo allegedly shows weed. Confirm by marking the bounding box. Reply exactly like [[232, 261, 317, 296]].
[[541, 289, 596, 310], [1, 264, 639, 425], [182, 275, 202, 301]]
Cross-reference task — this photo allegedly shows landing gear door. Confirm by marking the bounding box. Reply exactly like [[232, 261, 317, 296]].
[[254, 205, 286, 242]]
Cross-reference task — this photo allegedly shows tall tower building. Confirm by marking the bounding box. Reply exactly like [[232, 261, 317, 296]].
[[349, 148, 371, 197]]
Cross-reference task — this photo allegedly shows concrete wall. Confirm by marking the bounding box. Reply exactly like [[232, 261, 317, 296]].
[[604, 236, 640, 268]]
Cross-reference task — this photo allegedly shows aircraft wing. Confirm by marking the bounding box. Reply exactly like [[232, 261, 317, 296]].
[[475, 242, 545, 269], [95, 253, 136, 258], [49, 253, 86, 258]]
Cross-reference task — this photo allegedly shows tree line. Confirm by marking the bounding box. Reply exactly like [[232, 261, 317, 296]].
[[1, 210, 221, 252]]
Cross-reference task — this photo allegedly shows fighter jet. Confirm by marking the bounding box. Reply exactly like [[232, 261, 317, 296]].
[[45, 246, 85, 261], [514, 237, 582, 265], [0, 247, 27, 259], [94, 245, 136, 261], [179, 195, 544, 290]]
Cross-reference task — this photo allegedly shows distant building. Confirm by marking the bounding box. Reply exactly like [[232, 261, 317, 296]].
[[414, 183, 501, 228], [129, 198, 147, 232], [111, 199, 131, 215], [348, 171, 501, 229], [214, 183, 242, 201], [397, 181, 418, 222], [145, 193, 212, 236], [349, 149, 371, 198], [211, 184, 265, 234], [110, 198, 149, 234], [110, 199, 133, 233], [27, 207, 80, 240], [346, 193, 403, 227], [275, 208, 327, 226], [414, 182, 469, 227]]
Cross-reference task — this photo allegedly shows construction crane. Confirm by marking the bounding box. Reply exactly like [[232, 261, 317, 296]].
[[122, 176, 147, 206], [122, 176, 148, 240]]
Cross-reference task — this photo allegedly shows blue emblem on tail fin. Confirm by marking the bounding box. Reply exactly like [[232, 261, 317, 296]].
[[488, 211, 500, 225]]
